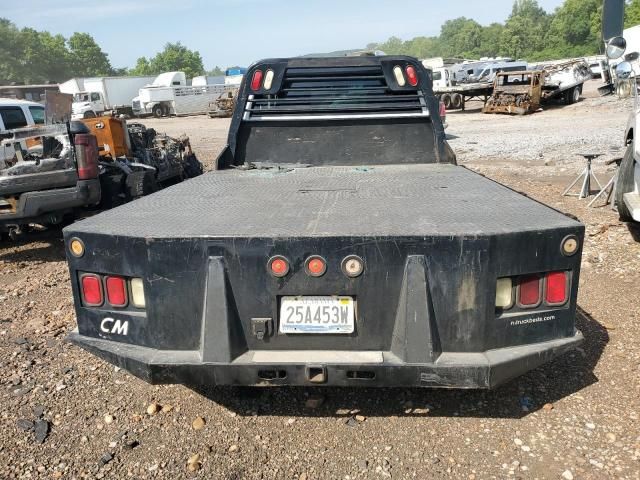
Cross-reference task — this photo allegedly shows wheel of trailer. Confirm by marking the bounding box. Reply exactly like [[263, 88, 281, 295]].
[[83, 111, 96, 119], [565, 86, 580, 105], [152, 104, 164, 118], [125, 170, 158, 200], [161, 103, 170, 116], [451, 93, 462, 110], [442, 94, 452, 109], [615, 143, 636, 222]]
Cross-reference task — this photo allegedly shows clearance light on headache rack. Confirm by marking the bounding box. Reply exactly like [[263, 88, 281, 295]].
[[251, 70, 264, 91], [263, 70, 275, 90], [405, 65, 419, 86], [393, 66, 406, 87]]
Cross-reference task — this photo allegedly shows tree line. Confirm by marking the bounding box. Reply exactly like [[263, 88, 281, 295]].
[[2, 0, 640, 85], [0, 18, 217, 84], [373, 0, 640, 61]]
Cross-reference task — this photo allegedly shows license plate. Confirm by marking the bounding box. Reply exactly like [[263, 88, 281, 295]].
[[279, 296, 355, 334]]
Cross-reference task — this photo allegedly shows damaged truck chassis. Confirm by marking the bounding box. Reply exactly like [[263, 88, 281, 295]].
[[64, 56, 584, 389]]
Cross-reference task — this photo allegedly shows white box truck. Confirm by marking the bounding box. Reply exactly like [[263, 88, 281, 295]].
[[60, 76, 155, 119], [132, 72, 226, 117]]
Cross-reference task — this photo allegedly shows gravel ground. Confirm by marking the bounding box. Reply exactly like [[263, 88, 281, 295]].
[[1, 80, 640, 479]]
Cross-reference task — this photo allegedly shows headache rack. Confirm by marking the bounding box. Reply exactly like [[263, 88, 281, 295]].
[[244, 65, 429, 121]]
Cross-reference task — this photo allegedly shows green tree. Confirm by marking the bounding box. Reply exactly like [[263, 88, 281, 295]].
[[68, 32, 111, 77], [377, 36, 405, 55], [20, 28, 70, 83], [207, 66, 225, 76], [500, 0, 550, 59], [131, 42, 204, 78], [439, 17, 483, 57], [626, 0, 640, 27], [542, 0, 600, 58], [0, 19, 24, 83], [478, 23, 505, 57]]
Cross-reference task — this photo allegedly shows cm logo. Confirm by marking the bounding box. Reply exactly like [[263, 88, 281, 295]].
[[100, 317, 129, 336]]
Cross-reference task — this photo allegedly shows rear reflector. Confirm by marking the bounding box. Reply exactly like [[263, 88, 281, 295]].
[[393, 66, 406, 87], [81, 274, 103, 306], [130, 278, 146, 308], [263, 69, 275, 90], [545, 271, 568, 305], [251, 70, 264, 91], [405, 65, 419, 86], [519, 275, 541, 307], [495, 278, 513, 308], [105, 276, 127, 307]]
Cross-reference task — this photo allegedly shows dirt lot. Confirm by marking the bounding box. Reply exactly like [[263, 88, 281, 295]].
[[1, 80, 640, 479]]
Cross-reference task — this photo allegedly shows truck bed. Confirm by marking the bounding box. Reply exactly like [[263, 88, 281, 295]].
[[71, 163, 579, 238]]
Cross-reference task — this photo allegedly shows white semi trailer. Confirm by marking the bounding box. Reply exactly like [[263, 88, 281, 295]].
[[60, 76, 155, 119], [132, 72, 226, 117]]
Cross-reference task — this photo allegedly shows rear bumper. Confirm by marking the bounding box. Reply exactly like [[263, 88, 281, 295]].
[[0, 179, 100, 228], [68, 330, 583, 388]]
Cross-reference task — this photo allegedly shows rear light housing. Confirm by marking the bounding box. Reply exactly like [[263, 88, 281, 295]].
[[74, 133, 99, 180], [78, 273, 145, 309], [81, 274, 103, 306], [405, 65, 419, 86], [105, 276, 127, 307], [497, 271, 571, 311]]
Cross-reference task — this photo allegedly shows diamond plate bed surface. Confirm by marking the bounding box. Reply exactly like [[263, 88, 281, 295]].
[[70, 164, 579, 238]]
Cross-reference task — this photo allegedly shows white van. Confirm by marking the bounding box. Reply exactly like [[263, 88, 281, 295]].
[[0, 98, 46, 166]]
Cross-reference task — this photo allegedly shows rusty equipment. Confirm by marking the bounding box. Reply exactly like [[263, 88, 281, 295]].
[[483, 71, 544, 115], [208, 87, 239, 118]]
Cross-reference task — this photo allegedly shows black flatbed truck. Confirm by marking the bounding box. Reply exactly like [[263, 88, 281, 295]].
[[64, 56, 584, 389]]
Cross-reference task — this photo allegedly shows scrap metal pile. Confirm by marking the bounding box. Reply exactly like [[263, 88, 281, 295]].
[[126, 123, 203, 181]]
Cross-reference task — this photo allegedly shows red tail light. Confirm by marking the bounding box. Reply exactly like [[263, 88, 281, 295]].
[[439, 101, 446, 117], [305, 256, 327, 277], [74, 133, 99, 180], [251, 70, 264, 91], [105, 276, 127, 307], [268, 256, 290, 278], [518, 275, 541, 307], [81, 274, 103, 306], [405, 65, 419, 86], [545, 272, 568, 305]]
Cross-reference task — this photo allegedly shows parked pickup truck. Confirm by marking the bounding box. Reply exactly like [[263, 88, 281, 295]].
[[0, 117, 202, 239], [64, 56, 584, 389]]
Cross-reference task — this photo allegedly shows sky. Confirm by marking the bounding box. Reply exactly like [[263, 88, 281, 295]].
[[4, 0, 565, 70]]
